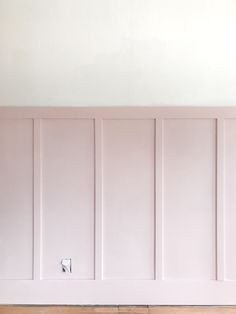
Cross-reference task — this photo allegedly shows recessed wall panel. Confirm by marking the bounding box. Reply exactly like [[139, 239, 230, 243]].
[[102, 120, 155, 279], [225, 120, 236, 280], [41, 119, 95, 279], [0, 119, 33, 279], [163, 119, 216, 280]]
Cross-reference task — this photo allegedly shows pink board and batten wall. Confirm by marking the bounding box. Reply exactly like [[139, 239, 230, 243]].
[[0, 107, 236, 305]]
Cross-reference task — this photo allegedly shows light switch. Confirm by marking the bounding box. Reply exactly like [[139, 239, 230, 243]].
[[61, 258, 72, 273]]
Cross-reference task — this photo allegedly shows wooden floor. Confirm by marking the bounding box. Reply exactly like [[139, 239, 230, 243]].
[[0, 307, 236, 314]]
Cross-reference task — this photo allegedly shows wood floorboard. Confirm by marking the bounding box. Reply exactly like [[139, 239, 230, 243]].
[[0, 307, 236, 314]]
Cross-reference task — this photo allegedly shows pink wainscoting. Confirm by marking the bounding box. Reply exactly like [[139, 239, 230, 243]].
[[0, 119, 33, 280], [163, 119, 216, 280], [102, 120, 155, 280], [41, 119, 95, 280], [225, 120, 236, 280], [0, 107, 236, 305]]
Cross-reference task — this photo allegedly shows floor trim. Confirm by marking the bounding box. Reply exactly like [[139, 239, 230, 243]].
[[1, 307, 236, 314]]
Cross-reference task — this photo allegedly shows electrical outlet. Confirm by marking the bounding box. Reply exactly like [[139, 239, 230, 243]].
[[61, 258, 72, 273]]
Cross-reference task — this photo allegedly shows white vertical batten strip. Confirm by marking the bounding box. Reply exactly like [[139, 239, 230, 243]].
[[216, 118, 225, 281], [155, 118, 164, 280], [95, 118, 103, 280], [33, 119, 42, 280]]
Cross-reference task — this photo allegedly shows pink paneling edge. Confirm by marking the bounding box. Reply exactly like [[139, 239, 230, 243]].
[[216, 118, 225, 281], [95, 118, 103, 280], [155, 119, 164, 280], [33, 119, 42, 281]]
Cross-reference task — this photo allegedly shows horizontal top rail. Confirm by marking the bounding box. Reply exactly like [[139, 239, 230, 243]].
[[1, 106, 236, 119]]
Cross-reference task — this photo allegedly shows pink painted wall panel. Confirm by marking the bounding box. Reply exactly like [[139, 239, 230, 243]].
[[0, 119, 33, 279], [102, 120, 155, 279], [41, 119, 95, 279], [225, 120, 236, 280], [163, 119, 216, 280], [0, 108, 236, 304]]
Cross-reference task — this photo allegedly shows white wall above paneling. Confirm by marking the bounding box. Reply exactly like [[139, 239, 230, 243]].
[[1, 0, 236, 106], [1, 107, 236, 305]]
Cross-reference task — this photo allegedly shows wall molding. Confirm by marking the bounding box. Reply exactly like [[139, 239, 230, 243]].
[[1, 107, 236, 304]]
